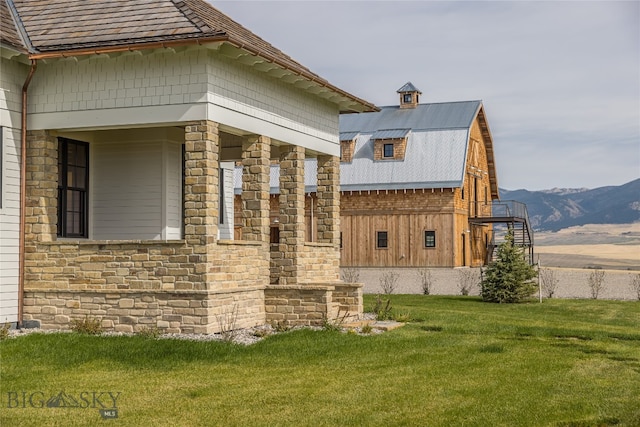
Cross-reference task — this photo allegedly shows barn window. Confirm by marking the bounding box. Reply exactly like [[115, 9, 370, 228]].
[[383, 143, 394, 158], [57, 138, 89, 238], [376, 231, 388, 249], [424, 230, 436, 248]]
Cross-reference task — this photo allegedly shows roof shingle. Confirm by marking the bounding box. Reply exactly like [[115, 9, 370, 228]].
[[0, 0, 27, 52], [4, 0, 377, 113]]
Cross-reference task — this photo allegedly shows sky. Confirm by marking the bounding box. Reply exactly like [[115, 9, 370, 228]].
[[212, 1, 639, 191]]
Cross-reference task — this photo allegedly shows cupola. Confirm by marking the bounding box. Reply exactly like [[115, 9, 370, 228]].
[[397, 82, 421, 109]]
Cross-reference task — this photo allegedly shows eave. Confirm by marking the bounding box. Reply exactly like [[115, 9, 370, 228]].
[[25, 35, 378, 115]]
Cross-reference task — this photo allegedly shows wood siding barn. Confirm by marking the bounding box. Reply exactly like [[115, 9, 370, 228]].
[[234, 83, 510, 268]]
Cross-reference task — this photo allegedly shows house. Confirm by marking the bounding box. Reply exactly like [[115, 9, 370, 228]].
[[233, 83, 533, 270], [0, 0, 377, 332]]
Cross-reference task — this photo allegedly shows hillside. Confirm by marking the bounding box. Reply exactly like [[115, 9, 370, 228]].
[[500, 178, 640, 231]]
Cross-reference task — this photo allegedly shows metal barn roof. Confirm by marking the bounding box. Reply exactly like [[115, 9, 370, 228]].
[[234, 100, 494, 194], [340, 101, 482, 133]]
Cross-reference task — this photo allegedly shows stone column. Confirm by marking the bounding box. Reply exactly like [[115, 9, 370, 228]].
[[183, 121, 219, 248], [25, 130, 58, 243], [241, 135, 271, 243], [277, 145, 305, 285], [316, 155, 340, 246]]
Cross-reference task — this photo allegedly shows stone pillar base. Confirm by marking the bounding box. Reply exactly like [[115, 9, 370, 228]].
[[264, 282, 363, 327]]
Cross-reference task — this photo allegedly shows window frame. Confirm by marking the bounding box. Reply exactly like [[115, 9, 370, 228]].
[[57, 137, 89, 238], [376, 230, 388, 249], [424, 230, 436, 248], [403, 93, 412, 103], [383, 143, 394, 158]]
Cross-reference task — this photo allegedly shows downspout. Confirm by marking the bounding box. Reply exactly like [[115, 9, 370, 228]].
[[18, 59, 37, 328]]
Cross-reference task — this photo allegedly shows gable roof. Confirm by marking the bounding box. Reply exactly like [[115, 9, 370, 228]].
[[1, 0, 377, 113]]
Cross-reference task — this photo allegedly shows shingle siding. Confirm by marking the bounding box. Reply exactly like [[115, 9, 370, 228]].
[[0, 126, 21, 324]]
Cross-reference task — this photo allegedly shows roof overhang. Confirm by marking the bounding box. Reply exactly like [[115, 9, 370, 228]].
[[476, 105, 500, 199], [25, 34, 378, 115]]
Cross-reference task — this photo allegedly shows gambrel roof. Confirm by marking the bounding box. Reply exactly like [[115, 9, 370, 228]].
[[0, 0, 376, 113], [339, 101, 499, 197], [234, 99, 499, 198]]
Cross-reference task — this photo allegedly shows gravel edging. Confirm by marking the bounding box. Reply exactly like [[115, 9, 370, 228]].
[[4, 313, 382, 345]]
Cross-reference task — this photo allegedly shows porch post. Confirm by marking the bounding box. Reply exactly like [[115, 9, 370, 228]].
[[277, 145, 305, 285], [315, 155, 340, 246], [241, 135, 271, 243], [25, 130, 58, 243], [183, 120, 219, 248]]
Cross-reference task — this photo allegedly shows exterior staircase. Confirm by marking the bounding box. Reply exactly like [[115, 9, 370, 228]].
[[471, 200, 535, 265]]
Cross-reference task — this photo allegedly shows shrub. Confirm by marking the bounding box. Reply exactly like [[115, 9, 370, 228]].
[[322, 308, 350, 331], [539, 268, 559, 298], [341, 267, 360, 283], [588, 269, 606, 300], [372, 295, 393, 321], [480, 231, 537, 303], [393, 312, 412, 323], [271, 320, 291, 333], [0, 323, 10, 341], [137, 326, 163, 339], [379, 271, 399, 295], [458, 268, 479, 296], [629, 273, 640, 301], [418, 268, 433, 295], [217, 304, 239, 342], [70, 316, 103, 335], [360, 324, 373, 334]]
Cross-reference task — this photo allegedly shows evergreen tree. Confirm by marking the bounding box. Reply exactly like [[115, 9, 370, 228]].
[[481, 230, 537, 303]]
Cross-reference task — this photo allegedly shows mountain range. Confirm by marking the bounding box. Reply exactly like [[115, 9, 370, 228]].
[[499, 178, 640, 231]]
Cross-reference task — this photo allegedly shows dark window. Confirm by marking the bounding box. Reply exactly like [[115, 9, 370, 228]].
[[340, 232, 343, 249], [219, 168, 225, 224], [461, 187, 465, 200], [425, 230, 436, 248], [57, 138, 89, 238], [376, 231, 388, 249], [383, 143, 394, 158], [403, 93, 412, 103], [270, 225, 280, 244]]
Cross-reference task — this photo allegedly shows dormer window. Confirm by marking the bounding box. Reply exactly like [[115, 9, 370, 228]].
[[403, 93, 412, 103], [372, 129, 410, 161], [339, 132, 359, 163]]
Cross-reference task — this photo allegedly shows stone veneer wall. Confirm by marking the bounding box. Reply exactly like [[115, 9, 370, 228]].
[[300, 242, 340, 283], [23, 239, 268, 333], [23, 288, 265, 334]]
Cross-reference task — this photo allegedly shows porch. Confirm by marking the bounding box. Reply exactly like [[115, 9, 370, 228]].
[[22, 121, 361, 332]]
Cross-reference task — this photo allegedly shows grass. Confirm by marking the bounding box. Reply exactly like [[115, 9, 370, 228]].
[[1, 296, 639, 426]]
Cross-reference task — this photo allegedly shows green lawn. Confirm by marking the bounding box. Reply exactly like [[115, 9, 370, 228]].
[[1, 296, 639, 427]]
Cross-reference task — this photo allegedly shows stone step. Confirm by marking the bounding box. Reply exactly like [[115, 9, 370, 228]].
[[342, 319, 405, 331]]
